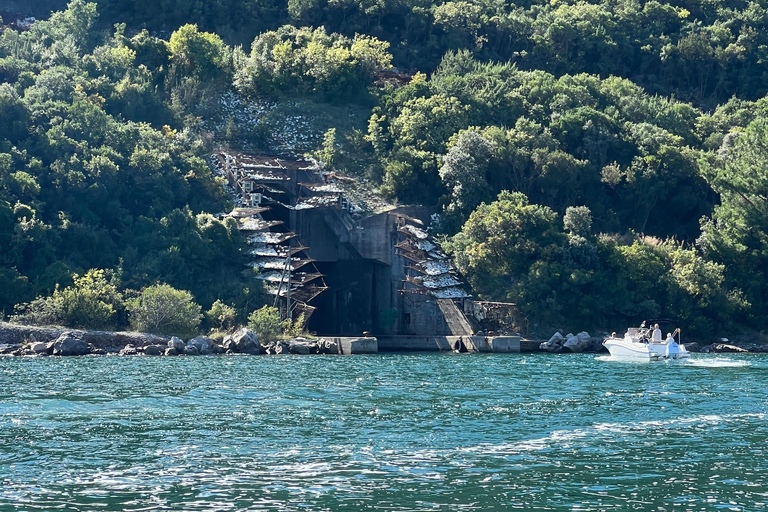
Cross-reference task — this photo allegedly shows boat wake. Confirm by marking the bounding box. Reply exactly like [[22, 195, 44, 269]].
[[682, 358, 751, 368], [595, 354, 751, 367]]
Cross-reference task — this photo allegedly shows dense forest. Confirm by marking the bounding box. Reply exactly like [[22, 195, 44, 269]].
[[1, 0, 767, 337]]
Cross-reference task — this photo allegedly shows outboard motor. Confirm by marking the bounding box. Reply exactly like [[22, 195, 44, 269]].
[[666, 340, 681, 359]]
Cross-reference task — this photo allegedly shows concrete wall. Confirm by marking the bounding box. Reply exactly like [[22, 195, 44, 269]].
[[294, 202, 465, 337], [463, 336, 521, 353], [377, 335, 459, 352], [326, 337, 377, 354]]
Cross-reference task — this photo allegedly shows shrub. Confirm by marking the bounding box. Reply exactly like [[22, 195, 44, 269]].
[[247, 305, 281, 343], [11, 269, 122, 330], [206, 299, 236, 331], [127, 283, 202, 338]]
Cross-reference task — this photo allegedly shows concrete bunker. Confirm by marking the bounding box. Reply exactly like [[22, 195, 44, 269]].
[[214, 151, 515, 342]]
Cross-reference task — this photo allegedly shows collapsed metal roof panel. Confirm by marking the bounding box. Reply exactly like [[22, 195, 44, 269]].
[[410, 260, 454, 276], [299, 183, 345, 193], [237, 218, 284, 231], [293, 195, 343, 210], [431, 287, 472, 299], [256, 271, 324, 285], [246, 231, 296, 245], [399, 224, 429, 240], [226, 207, 270, 217], [246, 257, 314, 271], [413, 274, 463, 289]]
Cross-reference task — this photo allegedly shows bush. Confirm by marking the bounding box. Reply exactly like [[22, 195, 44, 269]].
[[206, 299, 236, 331], [11, 269, 122, 330], [247, 305, 281, 343], [127, 283, 202, 338]]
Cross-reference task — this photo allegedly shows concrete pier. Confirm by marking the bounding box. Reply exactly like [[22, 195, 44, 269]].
[[376, 335, 525, 353], [461, 336, 521, 353], [329, 337, 378, 354]]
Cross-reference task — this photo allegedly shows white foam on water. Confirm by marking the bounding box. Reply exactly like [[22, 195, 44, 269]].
[[682, 358, 751, 368], [460, 413, 767, 456], [595, 355, 751, 367]]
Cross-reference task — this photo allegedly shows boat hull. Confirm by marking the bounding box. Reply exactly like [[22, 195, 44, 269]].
[[603, 338, 689, 361]]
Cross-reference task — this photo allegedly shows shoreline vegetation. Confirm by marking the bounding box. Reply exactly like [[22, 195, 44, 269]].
[[1, 1, 768, 339]]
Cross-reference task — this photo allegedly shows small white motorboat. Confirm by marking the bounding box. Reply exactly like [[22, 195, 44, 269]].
[[603, 322, 689, 361]]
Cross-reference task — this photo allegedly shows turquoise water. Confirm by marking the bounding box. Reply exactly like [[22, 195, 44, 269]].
[[1, 353, 767, 511]]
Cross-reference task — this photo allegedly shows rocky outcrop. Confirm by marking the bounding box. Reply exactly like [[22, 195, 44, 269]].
[[168, 337, 185, 352], [52, 333, 90, 356], [143, 344, 165, 356], [563, 332, 593, 353], [0, 322, 170, 353], [0, 322, 350, 357], [682, 342, 701, 353], [119, 344, 139, 356], [187, 336, 213, 355], [31, 342, 48, 354], [289, 338, 315, 354], [540, 332, 565, 352], [223, 328, 263, 354]]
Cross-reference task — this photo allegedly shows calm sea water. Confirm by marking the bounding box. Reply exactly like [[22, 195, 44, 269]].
[[1, 353, 766, 511]]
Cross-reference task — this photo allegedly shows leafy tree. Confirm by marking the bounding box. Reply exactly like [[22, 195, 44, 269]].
[[169, 24, 229, 80], [439, 129, 494, 227], [699, 118, 768, 319]]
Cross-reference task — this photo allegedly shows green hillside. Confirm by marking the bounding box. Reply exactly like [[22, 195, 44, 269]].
[[1, 0, 767, 337]]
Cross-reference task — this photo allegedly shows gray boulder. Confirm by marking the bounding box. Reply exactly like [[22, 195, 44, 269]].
[[183, 346, 199, 356], [289, 339, 312, 355], [52, 333, 90, 356], [119, 344, 138, 356], [318, 338, 339, 354], [0, 343, 17, 355], [165, 347, 179, 356], [273, 340, 290, 355], [682, 342, 701, 353], [224, 328, 263, 354], [540, 331, 565, 353], [31, 342, 48, 354], [143, 344, 165, 356], [187, 336, 212, 355], [564, 331, 592, 353], [168, 337, 185, 352]]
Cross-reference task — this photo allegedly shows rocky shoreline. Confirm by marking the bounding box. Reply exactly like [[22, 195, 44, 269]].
[[0, 322, 342, 357], [1, 322, 765, 357]]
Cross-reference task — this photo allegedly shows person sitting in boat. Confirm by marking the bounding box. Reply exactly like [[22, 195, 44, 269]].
[[652, 324, 662, 342]]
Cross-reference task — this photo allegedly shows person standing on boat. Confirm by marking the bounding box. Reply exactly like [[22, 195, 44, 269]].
[[652, 324, 662, 342]]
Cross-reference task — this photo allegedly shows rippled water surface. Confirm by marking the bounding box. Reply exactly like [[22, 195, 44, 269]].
[[1, 353, 767, 511]]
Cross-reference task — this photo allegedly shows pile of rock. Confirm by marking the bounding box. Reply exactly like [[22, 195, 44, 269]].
[[1, 326, 344, 357], [12, 332, 96, 357], [262, 337, 339, 355], [540, 331, 601, 353]]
